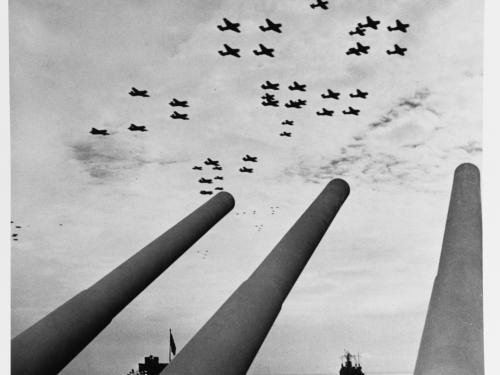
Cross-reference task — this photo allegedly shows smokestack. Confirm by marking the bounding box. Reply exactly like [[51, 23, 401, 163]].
[[414, 163, 483, 375], [162, 179, 350, 375], [11, 192, 235, 375]]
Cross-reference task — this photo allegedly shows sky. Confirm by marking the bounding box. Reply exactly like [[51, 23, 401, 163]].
[[10, 0, 482, 374]]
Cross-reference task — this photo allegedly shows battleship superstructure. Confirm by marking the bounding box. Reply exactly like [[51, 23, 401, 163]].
[[339, 351, 364, 375]]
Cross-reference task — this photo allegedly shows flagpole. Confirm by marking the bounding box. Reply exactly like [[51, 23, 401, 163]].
[[169, 329, 172, 363]]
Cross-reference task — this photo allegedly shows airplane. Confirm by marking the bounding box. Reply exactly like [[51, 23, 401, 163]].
[[242, 154, 258, 162], [342, 106, 360, 115], [321, 89, 341, 99], [261, 80, 280, 90], [358, 16, 380, 30], [192, 166, 203, 170], [262, 98, 279, 107], [218, 44, 241, 58], [253, 43, 275, 57], [129, 87, 150, 97], [259, 18, 282, 33], [288, 81, 307, 91], [169, 98, 189, 107], [310, 0, 329, 10], [346, 42, 370, 56], [388, 19, 410, 33], [349, 89, 368, 99], [239, 167, 254, 173], [204, 158, 220, 166], [386, 44, 407, 56], [217, 18, 241, 33], [282, 120, 294, 125], [316, 108, 334, 116], [214, 176, 224, 180], [213, 166, 223, 170], [171, 111, 189, 120], [198, 178, 213, 184], [280, 131, 292, 137], [349, 26, 366, 36], [214, 187, 224, 191], [200, 190, 213, 195], [284, 99, 306, 109], [261, 93, 277, 101], [128, 124, 147, 132], [90, 127, 109, 136]]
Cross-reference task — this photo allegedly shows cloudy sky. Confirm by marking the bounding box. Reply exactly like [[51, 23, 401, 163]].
[[10, 0, 482, 374]]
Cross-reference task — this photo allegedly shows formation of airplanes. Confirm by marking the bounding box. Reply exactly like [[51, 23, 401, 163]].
[[218, 18, 283, 33], [129, 87, 149, 97], [218, 18, 281, 59], [89, 13, 408, 198], [195, 158, 225, 194], [347, 17, 409, 56], [169, 99, 191, 120]]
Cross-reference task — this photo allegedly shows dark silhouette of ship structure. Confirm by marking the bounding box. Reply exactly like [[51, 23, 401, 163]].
[[127, 355, 167, 375], [339, 351, 364, 375], [11, 164, 483, 375]]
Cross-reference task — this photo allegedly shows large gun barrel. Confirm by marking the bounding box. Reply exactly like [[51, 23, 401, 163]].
[[414, 163, 483, 375], [11, 192, 235, 375], [162, 179, 350, 375]]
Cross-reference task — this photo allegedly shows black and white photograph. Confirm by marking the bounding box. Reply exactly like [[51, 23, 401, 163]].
[[6, 1, 496, 375]]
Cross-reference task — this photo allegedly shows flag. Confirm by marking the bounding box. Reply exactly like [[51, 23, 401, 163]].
[[169, 330, 176, 356]]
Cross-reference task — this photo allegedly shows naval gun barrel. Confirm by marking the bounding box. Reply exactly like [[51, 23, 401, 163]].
[[162, 179, 350, 375], [11, 192, 235, 375], [414, 163, 483, 375]]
